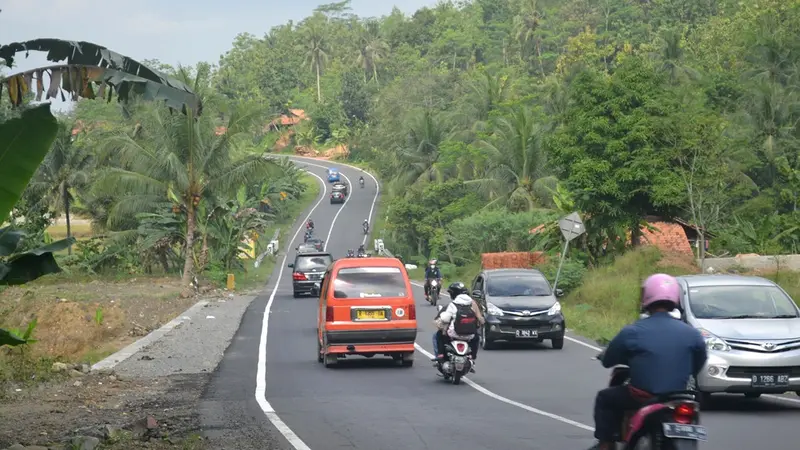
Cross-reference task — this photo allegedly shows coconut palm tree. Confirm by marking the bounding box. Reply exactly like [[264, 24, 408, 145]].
[[474, 105, 553, 211], [300, 15, 330, 102], [27, 122, 95, 254], [95, 78, 278, 287], [359, 20, 389, 86]]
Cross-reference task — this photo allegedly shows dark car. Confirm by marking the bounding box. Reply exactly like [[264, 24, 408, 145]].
[[305, 238, 324, 251], [288, 252, 334, 297], [332, 181, 349, 196], [470, 268, 566, 350], [330, 191, 345, 204]]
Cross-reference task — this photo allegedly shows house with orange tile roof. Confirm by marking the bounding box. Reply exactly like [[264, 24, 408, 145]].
[[267, 109, 309, 131]]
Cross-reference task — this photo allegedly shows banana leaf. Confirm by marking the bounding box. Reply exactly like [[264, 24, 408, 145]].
[[0, 38, 201, 115], [0, 229, 76, 285], [0, 103, 59, 224]]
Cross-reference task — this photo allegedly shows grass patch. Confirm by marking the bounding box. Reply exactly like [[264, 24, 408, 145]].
[[562, 247, 800, 343], [231, 173, 321, 291], [0, 273, 191, 391], [47, 220, 93, 240]]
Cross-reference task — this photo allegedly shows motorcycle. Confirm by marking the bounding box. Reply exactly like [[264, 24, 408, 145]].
[[593, 350, 707, 449], [304, 230, 313, 242], [363, 222, 369, 235], [433, 305, 473, 385], [359, 178, 365, 188], [426, 278, 441, 306], [346, 249, 355, 257]]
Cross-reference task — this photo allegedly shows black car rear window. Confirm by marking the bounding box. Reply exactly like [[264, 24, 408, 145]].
[[295, 255, 333, 271], [332, 267, 407, 299], [487, 274, 552, 297]]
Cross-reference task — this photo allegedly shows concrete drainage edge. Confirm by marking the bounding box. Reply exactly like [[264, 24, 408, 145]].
[[91, 300, 210, 372]]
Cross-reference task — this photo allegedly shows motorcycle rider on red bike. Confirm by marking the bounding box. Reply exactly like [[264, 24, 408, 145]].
[[306, 219, 314, 231], [589, 273, 707, 450]]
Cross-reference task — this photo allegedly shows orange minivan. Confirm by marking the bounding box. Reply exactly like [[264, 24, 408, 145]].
[[314, 257, 417, 368]]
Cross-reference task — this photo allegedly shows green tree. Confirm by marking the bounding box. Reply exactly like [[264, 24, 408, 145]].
[[27, 122, 95, 254], [549, 56, 684, 249], [96, 97, 277, 287], [300, 14, 331, 103]]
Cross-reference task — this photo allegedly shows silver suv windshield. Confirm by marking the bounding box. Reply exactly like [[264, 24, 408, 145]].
[[688, 285, 799, 319]]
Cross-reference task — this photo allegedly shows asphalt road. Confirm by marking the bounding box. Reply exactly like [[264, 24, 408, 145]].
[[202, 156, 800, 450]]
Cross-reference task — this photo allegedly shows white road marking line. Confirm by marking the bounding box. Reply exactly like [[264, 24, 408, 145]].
[[408, 281, 595, 431], [256, 161, 383, 450], [255, 170, 327, 450], [294, 156, 381, 245], [411, 342, 594, 431], [291, 157, 379, 246]]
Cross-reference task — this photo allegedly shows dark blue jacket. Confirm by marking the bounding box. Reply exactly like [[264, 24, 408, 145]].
[[425, 266, 442, 279], [602, 312, 707, 394]]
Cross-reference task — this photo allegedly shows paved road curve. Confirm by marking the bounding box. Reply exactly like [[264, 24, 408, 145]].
[[202, 157, 800, 449]]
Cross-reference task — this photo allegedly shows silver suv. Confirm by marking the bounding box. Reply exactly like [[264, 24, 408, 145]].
[[677, 275, 800, 400]]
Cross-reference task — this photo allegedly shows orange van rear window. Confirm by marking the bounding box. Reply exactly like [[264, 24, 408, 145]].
[[332, 267, 407, 299]]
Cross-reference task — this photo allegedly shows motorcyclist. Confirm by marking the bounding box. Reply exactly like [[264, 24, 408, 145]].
[[423, 259, 443, 299], [346, 249, 355, 257], [362, 219, 369, 233], [432, 282, 484, 371], [306, 219, 314, 230], [357, 244, 366, 256], [589, 273, 707, 450], [359, 175, 364, 186]]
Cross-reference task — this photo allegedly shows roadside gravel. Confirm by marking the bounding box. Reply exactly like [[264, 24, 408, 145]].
[[113, 294, 256, 378]]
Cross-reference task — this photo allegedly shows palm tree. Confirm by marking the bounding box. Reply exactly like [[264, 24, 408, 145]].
[[95, 85, 278, 287], [300, 16, 330, 102], [474, 106, 552, 211], [393, 111, 454, 189], [359, 20, 388, 86], [27, 122, 95, 254], [512, 0, 545, 76]]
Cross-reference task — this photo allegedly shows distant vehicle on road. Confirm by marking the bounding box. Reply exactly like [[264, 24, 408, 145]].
[[332, 181, 349, 196], [314, 257, 417, 367], [327, 168, 340, 183], [330, 191, 345, 204], [296, 243, 318, 254], [470, 268, 565, 350], [676, 274, 800, 402], [288, 252, 333, 298], [305, 237, 324, 251]]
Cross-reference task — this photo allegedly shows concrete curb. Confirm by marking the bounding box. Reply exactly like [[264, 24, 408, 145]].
[[91, 300, 210, 371]]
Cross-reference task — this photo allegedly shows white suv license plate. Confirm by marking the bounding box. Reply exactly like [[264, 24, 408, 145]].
[[662, 423, 707, 441]]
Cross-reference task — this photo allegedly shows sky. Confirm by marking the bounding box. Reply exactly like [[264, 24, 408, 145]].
[[1, 0, 439, 110]]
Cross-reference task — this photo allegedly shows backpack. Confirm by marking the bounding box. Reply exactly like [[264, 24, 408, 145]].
[[452, 303, 478, 335]]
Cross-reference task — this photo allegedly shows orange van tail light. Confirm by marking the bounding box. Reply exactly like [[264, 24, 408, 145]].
[[292, 272, 307, 281], [325, 306, 334, 322], [408, 304, 416, 320]]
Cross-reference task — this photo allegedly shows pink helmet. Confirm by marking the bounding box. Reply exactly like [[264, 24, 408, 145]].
[[641, 273, 681, 310]]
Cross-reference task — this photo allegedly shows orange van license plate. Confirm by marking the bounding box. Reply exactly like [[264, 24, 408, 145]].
[[356, 310, 386, 320]]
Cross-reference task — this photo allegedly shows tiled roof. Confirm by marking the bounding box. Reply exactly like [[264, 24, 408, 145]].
[[481, 251, 548, 269], [639, 221, 693, 256]]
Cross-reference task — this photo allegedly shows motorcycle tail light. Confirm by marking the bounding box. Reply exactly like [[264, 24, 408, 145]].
[[292, 272, 307, 281], [454, 341, 468, 354], [674, 403, 695, 424]]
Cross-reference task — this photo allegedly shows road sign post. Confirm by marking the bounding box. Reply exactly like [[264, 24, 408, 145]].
[[553, 212, 586, 291]]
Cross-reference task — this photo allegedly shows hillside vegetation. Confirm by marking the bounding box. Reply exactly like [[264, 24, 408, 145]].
[[4, 0, 800, 370]]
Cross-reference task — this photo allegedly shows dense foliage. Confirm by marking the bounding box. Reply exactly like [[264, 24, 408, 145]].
[[7, 0, 800, 292], [206, 0, 800, 269]]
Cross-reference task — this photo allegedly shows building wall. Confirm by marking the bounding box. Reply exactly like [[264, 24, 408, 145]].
[[702, 255, 800, 272]]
